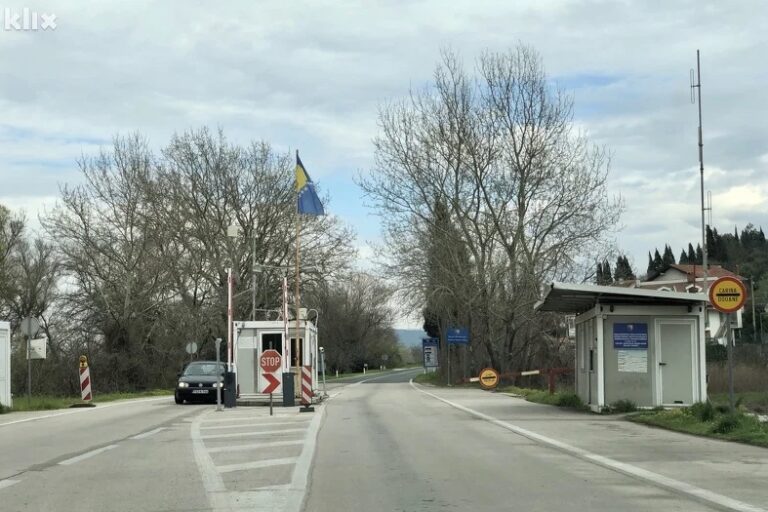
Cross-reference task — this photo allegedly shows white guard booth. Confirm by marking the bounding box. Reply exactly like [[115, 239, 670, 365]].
[[0, 322, 11, 408], [535, 283, 708, 412], [233, 319, 318, 400]]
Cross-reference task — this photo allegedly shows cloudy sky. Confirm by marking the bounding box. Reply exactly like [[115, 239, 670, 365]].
[[1, 1, 766, 325]]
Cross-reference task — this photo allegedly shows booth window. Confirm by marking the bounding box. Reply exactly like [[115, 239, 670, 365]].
[[261, 333, 282, 354], [290, 338, 303, 366]]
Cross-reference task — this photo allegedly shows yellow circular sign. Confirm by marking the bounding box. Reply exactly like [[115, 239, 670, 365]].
[[709, 276, 746, 313], [79, 355, 88, 369], [478, 368, 500, 390]]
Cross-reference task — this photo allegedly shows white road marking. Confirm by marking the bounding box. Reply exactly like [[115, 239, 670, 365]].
[[284, 404, 324, 512], [216, 457, 298, 474], [410, 380, 767, 512], [200, 428, 306, 440], [0, 479, 20, 490], [207, 440, 304, 454], [131, 427, 166, 440], [190, 411, 228, 511], [0, 396, 172, 428], [58, 444, 118, 466], [200, 416, 311, 425], [200, 421, 309, 430]]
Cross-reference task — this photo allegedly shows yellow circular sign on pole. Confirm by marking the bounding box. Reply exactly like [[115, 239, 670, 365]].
[[478, 368, 500, 390], [79, 355, 88, 369], [709, 276, 747, 313]]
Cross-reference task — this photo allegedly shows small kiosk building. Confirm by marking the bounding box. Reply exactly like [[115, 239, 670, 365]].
[[535, 283, 708, 412]]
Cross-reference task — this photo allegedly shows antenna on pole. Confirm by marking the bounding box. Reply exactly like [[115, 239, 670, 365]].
[[691, 49, 709, 330]]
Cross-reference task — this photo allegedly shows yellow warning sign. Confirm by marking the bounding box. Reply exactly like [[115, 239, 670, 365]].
[[79, 355, 88, 369], [478, 368, 500, 390], [709, 276, 746, 314]]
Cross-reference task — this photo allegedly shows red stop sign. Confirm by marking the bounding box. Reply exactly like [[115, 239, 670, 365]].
[[260, 349, 281, 373]]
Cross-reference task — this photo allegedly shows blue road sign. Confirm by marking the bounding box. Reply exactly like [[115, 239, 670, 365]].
[[446, 327, 469, 345]]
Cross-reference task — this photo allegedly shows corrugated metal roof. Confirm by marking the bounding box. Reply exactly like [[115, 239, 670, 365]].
[[535, 282, 708, 314]]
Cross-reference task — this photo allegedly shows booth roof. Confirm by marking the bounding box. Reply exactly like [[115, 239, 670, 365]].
[[535, 282, 708, 314]]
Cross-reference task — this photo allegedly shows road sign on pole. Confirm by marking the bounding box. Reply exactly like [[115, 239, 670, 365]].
[[260, 349, 282, 394], [20, 317, 40, 337], [478, 368, 500, 390], [185, 342, 198, 355], [709, 276, 747, 313], [446, 327, 469, 345], [422, 338, 439, 369], [708, 276, 746, 413]]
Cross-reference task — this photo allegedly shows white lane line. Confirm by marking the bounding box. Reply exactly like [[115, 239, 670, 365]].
[[201, 421, 309, 431], [216, 457, 298, 474], [58, 445, 118, 466], [0, 479, 20, 490], [200, 428, 306, 440], [131, 427, 166, 440], [284, 403, 325, 512], [0, 396, 172, 428], [207, 440, 304, 454], [410, 380, 766, 512]]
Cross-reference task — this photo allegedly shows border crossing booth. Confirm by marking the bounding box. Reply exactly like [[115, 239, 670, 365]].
[[233, 317, 318, 401], [535, 283, 708, 412], [0, 321, 10, 408]]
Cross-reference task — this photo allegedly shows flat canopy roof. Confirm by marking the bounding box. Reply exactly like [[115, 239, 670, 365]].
[[535, 282, 708, 314]]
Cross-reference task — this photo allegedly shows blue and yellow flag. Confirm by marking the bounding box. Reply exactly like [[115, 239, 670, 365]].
[[295, 154, 324, 216]]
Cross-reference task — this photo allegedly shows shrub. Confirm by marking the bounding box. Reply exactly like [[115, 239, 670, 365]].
[[715, 404, 730, 415], [610, 399, 637, 413], [0, 404, 8, 414], [711, 413, 742, 434], [556, 393, 583, 408], [689, 401, 716, 422]]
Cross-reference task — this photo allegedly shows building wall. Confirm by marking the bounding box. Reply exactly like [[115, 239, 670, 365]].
[[602, 316, 655, 407]]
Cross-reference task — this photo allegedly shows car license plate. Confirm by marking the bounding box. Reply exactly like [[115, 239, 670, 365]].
[[192, 389, 209, 394]]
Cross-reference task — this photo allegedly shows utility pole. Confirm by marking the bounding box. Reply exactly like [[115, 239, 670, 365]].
[[691, 50, 710, 332], [751, 277, 758, 342]]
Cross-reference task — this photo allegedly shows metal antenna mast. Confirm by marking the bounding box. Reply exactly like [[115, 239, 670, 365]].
[[691, 50, 709, 299]]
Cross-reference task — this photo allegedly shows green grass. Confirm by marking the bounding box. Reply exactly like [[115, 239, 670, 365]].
[[413, 371, 441, 385], [709, 392, 768, 414], [1, 389, 172, 413], [628, 404, 768, 448], [498, 385, 588, 411]]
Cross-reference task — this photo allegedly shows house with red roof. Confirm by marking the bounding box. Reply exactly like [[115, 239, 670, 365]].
[[636, 264, 744, 344]]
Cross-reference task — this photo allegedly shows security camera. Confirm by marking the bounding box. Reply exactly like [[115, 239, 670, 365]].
[[319, 346, 324, 352]]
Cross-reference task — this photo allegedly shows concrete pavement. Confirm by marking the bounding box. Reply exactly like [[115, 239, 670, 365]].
[[305, 370, 767, 512]]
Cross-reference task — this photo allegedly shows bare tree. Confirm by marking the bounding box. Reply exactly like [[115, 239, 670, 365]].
[[361, 45, 622, 375]]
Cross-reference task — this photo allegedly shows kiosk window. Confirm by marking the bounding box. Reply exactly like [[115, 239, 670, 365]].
[[290, 338, 303, 366], [261, 333, 282, 354]]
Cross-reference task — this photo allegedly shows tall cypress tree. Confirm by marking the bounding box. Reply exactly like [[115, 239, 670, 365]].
[[646, 252, 654, 275], [679, 249, 689, 264], [596, 261, 604, 284], [687, 243, 696, 263], [603, 260, 613, 284], [696, 244, 703, 265], [662, 244, 676, 266], [624, 256, 636, 280], [653, 249, 663, 272]]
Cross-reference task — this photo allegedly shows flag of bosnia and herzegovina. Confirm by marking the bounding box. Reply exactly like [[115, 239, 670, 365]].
[[295, 153, 325, 216]]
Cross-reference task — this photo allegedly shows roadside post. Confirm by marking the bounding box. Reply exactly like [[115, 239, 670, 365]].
[[215, 338, 223, 412], [79, 355, 92, 402], [708, 276, 747, 412], [446, 327, 469, 386], [319, 347, 327, 398], [20, 317, 40, 399]]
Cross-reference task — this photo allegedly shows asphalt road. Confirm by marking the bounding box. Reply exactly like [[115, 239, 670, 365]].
[[305, 370, 768, 512], [2, 369, 765, 512]]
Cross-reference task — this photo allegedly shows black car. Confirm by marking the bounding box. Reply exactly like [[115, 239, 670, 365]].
[[175, 361, 226, 404]]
